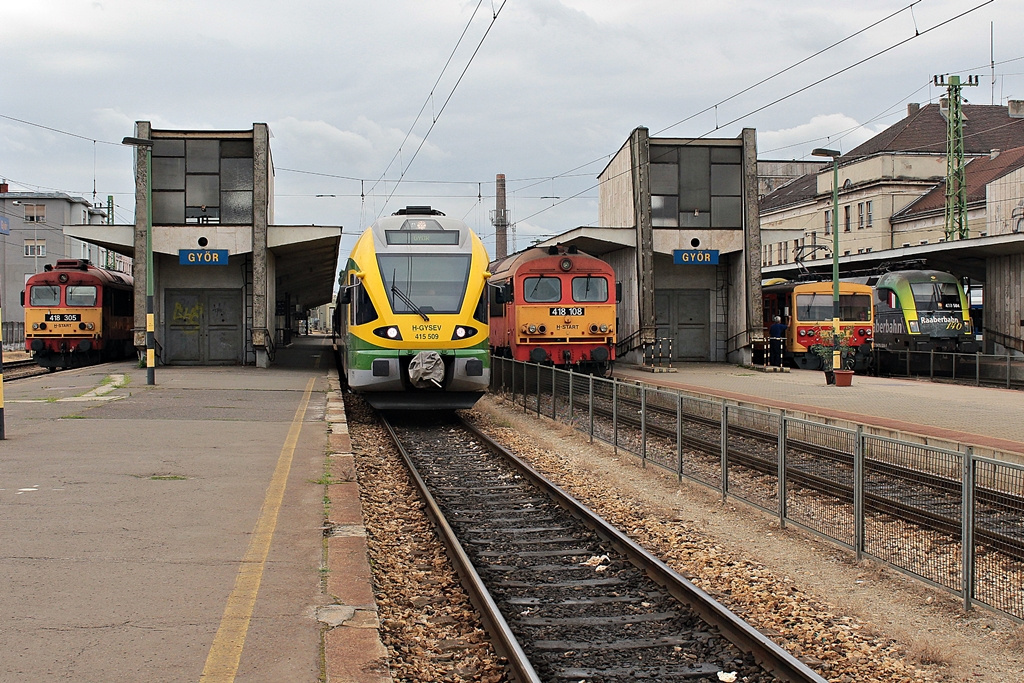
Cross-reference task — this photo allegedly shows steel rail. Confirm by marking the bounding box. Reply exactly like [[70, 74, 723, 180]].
[[584, 398, 1024, 563], [459, 419, 829, 683], [378, 414, 543, 683]]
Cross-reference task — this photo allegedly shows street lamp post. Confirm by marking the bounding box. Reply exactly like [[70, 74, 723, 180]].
[[122, 136, 156, 385], [812, 148, 842, 374]]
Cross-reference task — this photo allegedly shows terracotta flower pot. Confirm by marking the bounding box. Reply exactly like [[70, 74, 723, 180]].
[[833, 369, 854, 387]]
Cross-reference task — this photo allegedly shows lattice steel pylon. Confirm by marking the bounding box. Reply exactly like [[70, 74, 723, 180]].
[[935, 74, 979, 240]]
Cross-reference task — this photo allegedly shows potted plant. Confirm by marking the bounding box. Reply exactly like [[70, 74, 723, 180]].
[[811, 331, 855, 386]]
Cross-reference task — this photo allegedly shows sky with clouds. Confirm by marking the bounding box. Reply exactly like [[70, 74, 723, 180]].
[[2, 0, 1021, 262]]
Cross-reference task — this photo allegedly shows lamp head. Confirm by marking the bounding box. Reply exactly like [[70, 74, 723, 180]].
[[122, 136, 154, 147], [812, 148, 841, 159]]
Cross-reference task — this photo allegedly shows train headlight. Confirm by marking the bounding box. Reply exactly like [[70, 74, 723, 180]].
[[32, 322, 40, 330], [559, 258, 572, 271], [909, 321, 920, 334], [599, 324, 609, 333], [88, 322, 95, 331], [798, 329, 806, 337], [857, 328, 867, 336], [451, 325, 477, 340], [537, 324, 546, 333], [38, 322, 47, 330], [527, 324, 537, 334], [372, 325, 403, 340], [590, 324, 599, 333]]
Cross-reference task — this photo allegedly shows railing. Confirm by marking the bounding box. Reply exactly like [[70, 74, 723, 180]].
[[2, 321, 25, 351], [490, 355, 1024, 622], [615, 327, 650, 357], [875, 348, 1024, 390], [983, 327, 1024, 355], [642, 338, 674, 368]]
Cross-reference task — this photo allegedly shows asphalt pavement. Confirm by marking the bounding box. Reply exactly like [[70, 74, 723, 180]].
[[0, 337, 335, 681]]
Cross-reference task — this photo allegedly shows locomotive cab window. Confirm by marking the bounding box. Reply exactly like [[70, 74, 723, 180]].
[[878, 289, 899, 311], [29, 285, 60, 306], [350, 278, 379, 326], [378, 254, 470, 314], [571, 276, 608, 302], [66, 285, 98, 307], [911, 282, 961, 311], [839, 294, 872, 321], [523, 276, 561, 303]]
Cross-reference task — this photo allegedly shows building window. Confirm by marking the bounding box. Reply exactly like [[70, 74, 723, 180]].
[[866, 200, 873, 227], [844, 205, 851, 232], [24, 239, 45, 257], [151, 137, 254, 225], [824, 209, 831, 235], [858, 202, 864, 229], [23, 204, 45, 222]]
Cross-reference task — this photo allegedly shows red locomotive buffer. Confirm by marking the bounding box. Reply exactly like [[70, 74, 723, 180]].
[[23, 259, 135, 370], [489, 246, 616, 374]]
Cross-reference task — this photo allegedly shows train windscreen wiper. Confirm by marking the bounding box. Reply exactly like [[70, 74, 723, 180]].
[[391, 283, 430, 321]]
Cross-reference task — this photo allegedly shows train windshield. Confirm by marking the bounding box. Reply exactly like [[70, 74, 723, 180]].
[[523, 276, 561, 303], [29, 285, 60, 306], [377, 254, 471, 314], [66, 285, 97, 307], [910, 282, 962, 311], [571, 276, 608, 302], [795, 293, 871, 322]]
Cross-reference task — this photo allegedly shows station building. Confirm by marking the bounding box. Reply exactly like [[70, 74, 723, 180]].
[[538, 126, 764, 365], [66, 122, 342, 368], [759, 102, 1024, 357], [0, 184, 124, 334]]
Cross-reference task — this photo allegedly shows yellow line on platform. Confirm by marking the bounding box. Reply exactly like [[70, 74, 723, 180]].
[[200, 377, 315, 682]]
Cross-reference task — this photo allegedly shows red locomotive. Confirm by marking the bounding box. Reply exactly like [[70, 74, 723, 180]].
[[488, 245, 616, 374], [23, 259, 135, 370]]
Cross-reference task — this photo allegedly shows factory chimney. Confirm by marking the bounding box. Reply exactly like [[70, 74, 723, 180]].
[[492, 174, 508, 259]]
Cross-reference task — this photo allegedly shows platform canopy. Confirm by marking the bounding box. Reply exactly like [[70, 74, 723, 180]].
[[64, 223, 343, 311], [762, 232, 1024, 283], [268, 226, 343, 310]]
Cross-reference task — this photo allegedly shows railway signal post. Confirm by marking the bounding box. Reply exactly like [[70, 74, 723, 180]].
[[813, 147, 843, 373]]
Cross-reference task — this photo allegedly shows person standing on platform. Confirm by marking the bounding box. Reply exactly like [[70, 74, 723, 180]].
[[768, 315, 787, 367]]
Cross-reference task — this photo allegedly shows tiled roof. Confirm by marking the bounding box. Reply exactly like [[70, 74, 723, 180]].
[[845, 103, 1024, 157], [760, 103, 1024, 215], [758, 172, 819, 212], [892, 145, 1024, 219]]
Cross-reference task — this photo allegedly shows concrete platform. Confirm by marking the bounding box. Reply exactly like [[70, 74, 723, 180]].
[[0, 334, 389, 682], [614, 362, 1024, 462]]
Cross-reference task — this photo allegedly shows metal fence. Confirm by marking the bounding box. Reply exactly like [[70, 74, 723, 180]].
[[490, 356, 1024, 622], [876, 349, 1024, 390], [2, 321, 24, 351]]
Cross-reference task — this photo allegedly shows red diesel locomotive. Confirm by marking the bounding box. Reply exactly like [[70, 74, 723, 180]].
[[23, 259, 135, 370], [488, 245, 616, 374]]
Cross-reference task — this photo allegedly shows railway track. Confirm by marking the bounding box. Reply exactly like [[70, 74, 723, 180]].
[[380, 411, 827, 682], [2, 358, 49, 381], [575, 385, 1024, 563]]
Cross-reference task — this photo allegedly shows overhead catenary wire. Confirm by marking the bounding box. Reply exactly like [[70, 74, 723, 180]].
[[372, 1, 508, 217], [517, 0, 997, 228]]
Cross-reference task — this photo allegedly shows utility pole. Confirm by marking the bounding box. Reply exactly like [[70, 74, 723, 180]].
[[935, 74, 979, 240]]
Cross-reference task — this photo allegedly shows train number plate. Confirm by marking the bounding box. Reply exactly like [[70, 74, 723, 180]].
[[549, 307, 585, 316], [44, 313, 80, 322]]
